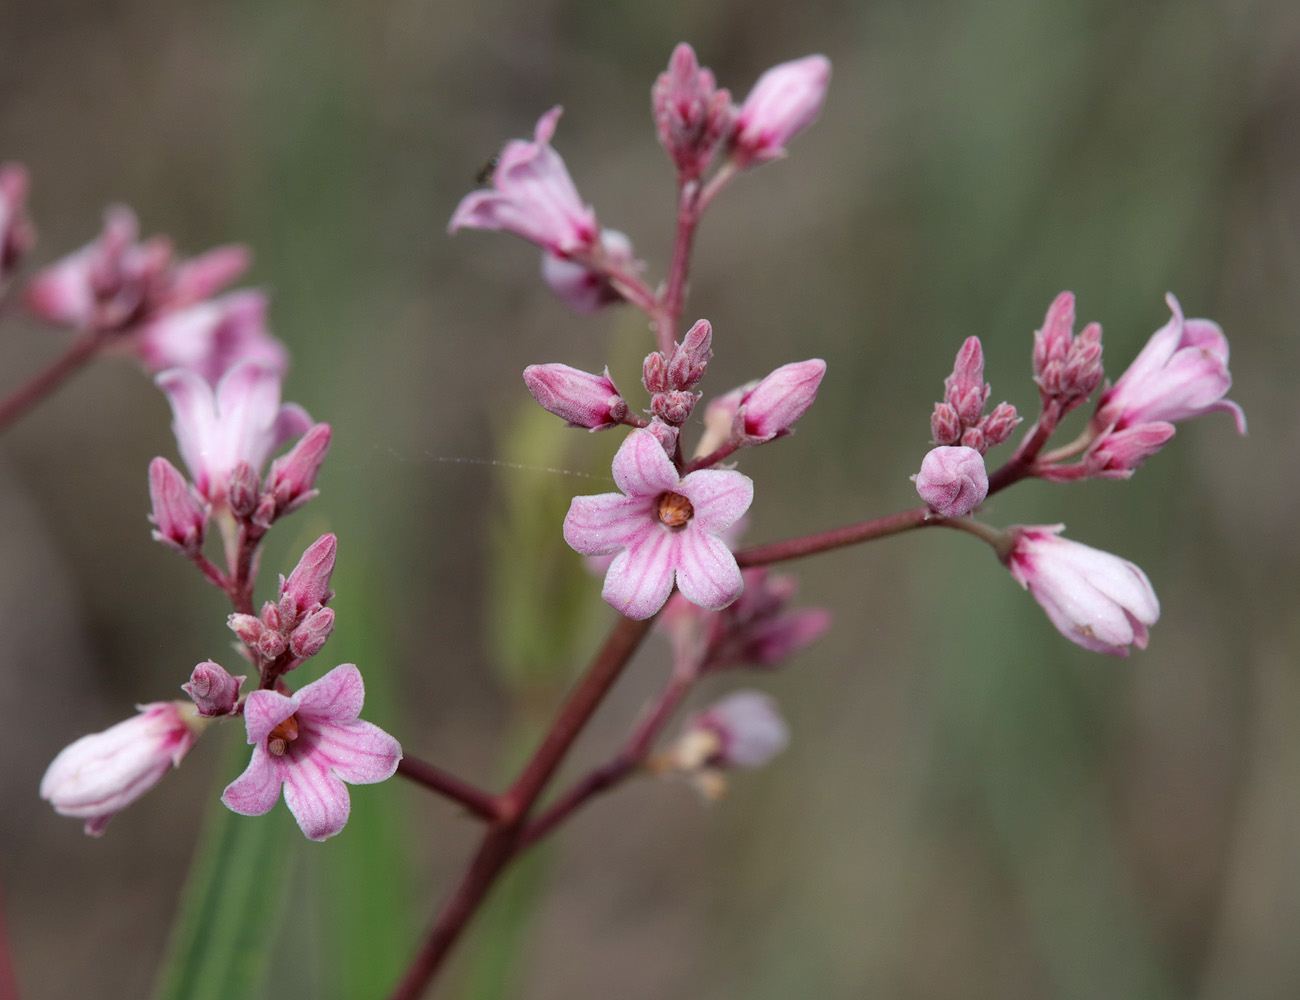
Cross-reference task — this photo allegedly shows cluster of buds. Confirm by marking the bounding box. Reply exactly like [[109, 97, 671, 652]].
[[641, 318, 713, 427]]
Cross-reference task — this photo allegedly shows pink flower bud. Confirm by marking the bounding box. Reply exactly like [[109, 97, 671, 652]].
[[168, 245, 251, 307], [701, 567, 831, 670], [281, 533, 337, 618], [289, 607, 336, 661], [914, 445, 988, 517], [148, 456, 207, 554], [182, 661, 245, 717], [227, 612, 264, 648], [683, 691, 789, 769], [931, 402, 961, 445], [0, 162, 34, 283], [980, 402, 1022, 447], [733, 359, 826, 443], [944, 337, 990, 426], [41, 701, 204, 836], [448, 107, 599, 257], [227, 461, 260, 518], [540, 229, 639, 314], [731, 55, 831, 167], [650, 389, 698, 426], [642, 351, 669, 394], [652, 43, 732, 178], [1032, 292, 1105, 410], [959, 426, 986, 452], [257, 629, 288, 661], [1004, 525, 1160, 656], [523, 364, 628, 431], [1075, 422, 1177, 480], [667, 319, 713, 390], [265, 422, 332, 520], [644, 418, 680, 456]]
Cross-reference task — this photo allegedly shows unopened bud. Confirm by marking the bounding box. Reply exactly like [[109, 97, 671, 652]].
[[281, 533, 337, 618], [182, 660, 245, 717], [734, 359, 826, 443], [981, 402, 1021, 447], [959, 426, 986, 453], [930, 402, 961, 445], [227, 613, 264, 647], [266, 422, 331, 518], [1033, 292, 1106, 411], [914, 445, 988, 517], [148, 456, 207, 554], [227, 461, 260, 519], [944, 337, 989, 426], [645, 418, 679, 456], [642, 351, 669, 394], [289, 607, 336, 660], [0, 163, 34, 282], [652, 43, 729, 177], [257, 629, 288, 661], [524, 364, 628, 431], [730, 55, 831, 168], [651, 390, 698, 426], [667, 319, 713, 389]]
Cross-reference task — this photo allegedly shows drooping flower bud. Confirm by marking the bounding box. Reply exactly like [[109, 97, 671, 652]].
[[732, 359, 826, 444], [40, 701, 206, 836], [667, 319, 713, 390], [652, 43, 733, 178], [730, 55, 831, 167], [540, 229, 639, 314], [914, 445, 989, 517], [148, 456, 207, 555], [280, 533, 337, 619], [182, 661, 245, 717], [523, 364, 629, 431], [700, 567, 832, 671]]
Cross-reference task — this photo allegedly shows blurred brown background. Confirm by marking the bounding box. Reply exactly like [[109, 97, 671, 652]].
[[2, 0, 1298, 997]]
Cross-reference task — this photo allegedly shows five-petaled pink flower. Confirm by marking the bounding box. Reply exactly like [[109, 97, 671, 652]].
[[564, 428, 753, 620], [448, 107, 599, 257], [222, 663, 402, 842], [1003, 525, 1160, 656], [157, 360, 312, 505]]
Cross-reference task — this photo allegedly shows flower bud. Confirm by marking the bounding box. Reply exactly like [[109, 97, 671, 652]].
[[0, 162, 34, 283], [678, 691, 789, 770], [731, 55, 831, 167], [524, 364, 629, 431], [733, 359, 826, 443], [168, 245, 251, 307], [258, 629, 289, 661], [265, 422, 332, 520], [281, 533, 337, 618], [1033, 292, 1105, 411], [944, 336, 990, 427], [644, 417, 680, 456], [642, 351, 669, 394], [980, 402, 1021, 447], [227, 613, 264, 648], [148, 456, 207, 555], [1077, 422, 1177, 480], [650, 390, 698, 426], [652, 43, 732, 178], [930, 402, 961, 446], [182, 660, 245, 717], [227, 461, 260, 519], [667, 319, 713, 390], [40, 701, 205, 836], [914, 445, 989, 517], [289, 607, 336, 661]]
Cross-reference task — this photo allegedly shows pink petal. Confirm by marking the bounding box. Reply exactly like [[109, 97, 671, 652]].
[[309, 718, 402, 786], [611, 428, 681, 498], [602, 530, 677, 619], [675, 527, 744, 610], [281, 755, 351, 841], [156, 367, 219, 492], [295, 663, 365, 723], [221, 747, 285, 817], [563, 494, 654, 555], [242, 688, 299, 745], [675, 469, 754, 534]]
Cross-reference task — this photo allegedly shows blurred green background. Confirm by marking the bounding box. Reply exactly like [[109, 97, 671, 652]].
[[2, 0, 1297, 997]]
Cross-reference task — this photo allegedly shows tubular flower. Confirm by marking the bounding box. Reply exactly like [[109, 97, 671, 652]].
[[1003, 525, 1160, 656], [564, 428, 753, 619], [730, 55, 831, 167], [222, 664, 402, 841]]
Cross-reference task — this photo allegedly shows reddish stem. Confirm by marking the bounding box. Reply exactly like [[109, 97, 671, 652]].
[[656, 182, 701, 354], [0, 879, 19, 1000], [735, 506, 936, 568], [685, 439, 740, 472], [397, 756, 504, 822], [0, 327, 108, 434], [985, 400, 1061, 494]]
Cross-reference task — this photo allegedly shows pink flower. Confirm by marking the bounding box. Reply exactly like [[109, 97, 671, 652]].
[[732, 359, 826, 444], [449, 107, 599, 257], [731, 55, 831, 167], [40, 701, 205, 836], [523, 363, 629, 430], [1094, 293, 1246, 436], [221, 664, 402, 842], [914, 445, 988, 517], [1004, 525, 1160, 656], [137, 290, 288, 384], [540, 229, 639, 313], [157, 361, 312, 505], [564, 428, 753, 619], [0, 162, 34, 284]]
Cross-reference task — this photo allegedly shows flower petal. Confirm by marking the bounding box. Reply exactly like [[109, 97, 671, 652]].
[[281, 754, 351, 841], [602, 529, 677, 619], [310, 718, 403, 786], [611, 429, 680, 498], [675, 469, 754, 534], [563, 493, 653, 555], [295, 663, 365, 723], [675, 527, 744, 610], [221, 746, 285, 817], [242, 689, 299, 745]]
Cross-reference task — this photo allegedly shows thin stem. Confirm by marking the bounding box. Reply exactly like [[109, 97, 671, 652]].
[[686, 439, 740, 472], [735, 506, 936, 568], [657, 182, 701, 354], [0, 878, 19, 1000], [397, 756, 504, 822], [0, 327, 109, 434], [986, 400, 1061, 494]]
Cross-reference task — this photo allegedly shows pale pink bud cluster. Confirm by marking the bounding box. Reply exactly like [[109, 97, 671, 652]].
[[228, 534, 338, 669], [1033, 291, 1104, 412], [182, 661, 246, 717], [730, 55, 832, 167], [652, 43, 733, 179], [523, 364, 629, 431], [640, 320, 714, 427], [449, 107, 599, 257], [1004, 525, 1159, 656], [222, 663, 402, 841], [698, 567, 831, 671], [914, 445, 988, 517], [541, 229, 640, 314], [40, 701, 206, 836], [930, 337, 1020, 455], [0, 163, 34, 286]]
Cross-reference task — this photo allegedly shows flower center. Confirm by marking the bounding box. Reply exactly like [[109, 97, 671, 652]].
[[267, 714, 300, 757], [657, 491, 694, 528]]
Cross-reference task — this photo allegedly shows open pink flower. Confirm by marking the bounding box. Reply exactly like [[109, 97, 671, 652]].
[[564, 428, 753, 619], [1004, 525, 1159, 656], [41, 701, 205, 836], [448, 107, 599, 257], [222, 664, 402, 841], [138, 290, 288, 384], [157, 360, 311, 505]]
